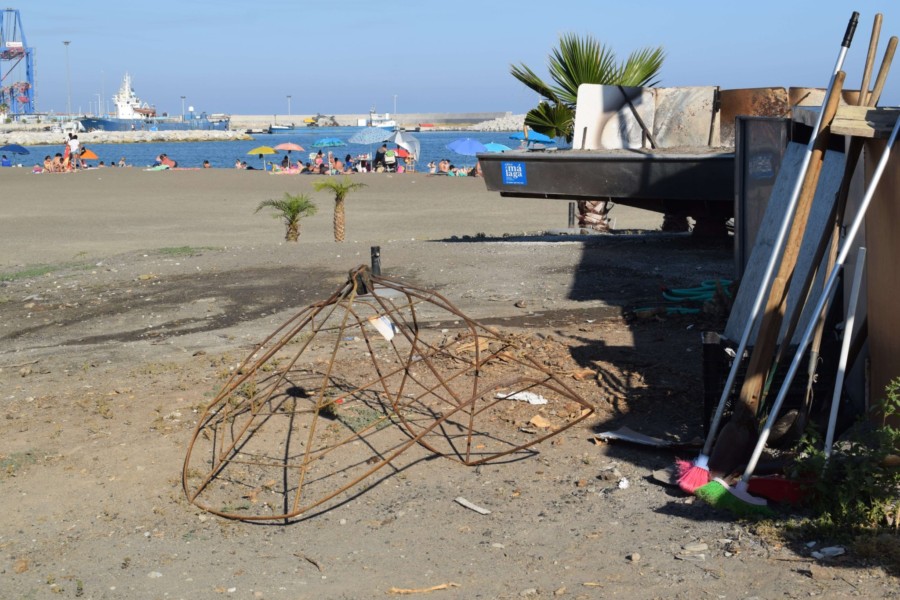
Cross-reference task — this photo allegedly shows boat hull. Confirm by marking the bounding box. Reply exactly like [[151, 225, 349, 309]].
[[479, 148, 735, 222], [78, 117, 230, 132]]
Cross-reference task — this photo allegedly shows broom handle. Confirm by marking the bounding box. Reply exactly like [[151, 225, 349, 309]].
[[730, 72, 845, 424], [869, 36, 898, 107], [789, 13, 887, 433], [858, 14, 882, 106], [824, 248, 867, 458], [741, 115, 900, 483], [699, 13, 858, 456]]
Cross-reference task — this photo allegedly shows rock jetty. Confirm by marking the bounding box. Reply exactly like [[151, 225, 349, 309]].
[[0, 129, 252, 147]]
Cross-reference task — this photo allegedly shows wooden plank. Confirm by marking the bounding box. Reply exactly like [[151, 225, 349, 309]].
[[865, 138, 900, 415], [794, 105, 900, 139], [726, 144, 845, 345]]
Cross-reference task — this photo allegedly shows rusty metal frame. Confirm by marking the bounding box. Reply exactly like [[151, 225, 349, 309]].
[[183, 266, 594, 521]]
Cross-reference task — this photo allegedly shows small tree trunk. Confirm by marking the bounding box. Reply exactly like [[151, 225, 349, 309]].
[[286, 221, 300, 242], [333, 198, 346, 242], [578, 199, 612, 232]]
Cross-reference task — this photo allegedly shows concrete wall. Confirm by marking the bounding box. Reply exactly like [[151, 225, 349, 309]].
[[229, 112, 511, 130]]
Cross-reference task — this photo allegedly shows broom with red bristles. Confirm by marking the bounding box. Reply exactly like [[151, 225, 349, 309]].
[[677, 11, 860, 494], [697, 105, 900, 517]]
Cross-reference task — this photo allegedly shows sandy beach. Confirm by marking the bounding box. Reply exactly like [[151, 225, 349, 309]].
[[1, 169, 896, 599], [1, 168, 664, 267]]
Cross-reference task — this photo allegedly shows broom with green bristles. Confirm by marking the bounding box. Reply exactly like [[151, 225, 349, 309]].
[[696, 111, 900, 517], [676, 11, 859, 495]]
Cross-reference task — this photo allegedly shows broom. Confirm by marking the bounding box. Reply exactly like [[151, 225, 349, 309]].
[[677, 12, 859, 493], [697, 111, 900, 516]]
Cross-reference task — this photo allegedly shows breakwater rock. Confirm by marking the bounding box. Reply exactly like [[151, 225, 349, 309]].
[[468, 114, 526, 132], [0, 129, 252, 147]]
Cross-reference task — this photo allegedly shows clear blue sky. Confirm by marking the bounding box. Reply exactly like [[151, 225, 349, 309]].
[[8, 1, 900, 116]]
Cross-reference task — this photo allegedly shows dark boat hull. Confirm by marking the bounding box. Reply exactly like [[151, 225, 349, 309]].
[[78, 117, 230, 132], [478, 148, 735, 222]]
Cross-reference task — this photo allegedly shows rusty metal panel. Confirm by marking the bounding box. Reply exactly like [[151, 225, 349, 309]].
[[719, 88, 790, 146]]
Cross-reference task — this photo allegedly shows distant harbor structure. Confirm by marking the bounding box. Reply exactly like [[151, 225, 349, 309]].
[[77, 73, 230, 132], [0, 9, 35, 117]]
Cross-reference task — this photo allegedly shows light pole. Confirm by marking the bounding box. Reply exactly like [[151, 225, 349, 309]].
[[393, 94, 397, 116], [287, 95, 291, 117], [63, 41, 71, 116], [181, 96, 186, 122], [95, 93, 101, 117]]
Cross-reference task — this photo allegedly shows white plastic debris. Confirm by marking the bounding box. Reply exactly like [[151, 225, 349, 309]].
[[455, 496, 491, 515], [812, 546, 845, 559], [618, 478, 630, 489], [496, 391, 548, 405]]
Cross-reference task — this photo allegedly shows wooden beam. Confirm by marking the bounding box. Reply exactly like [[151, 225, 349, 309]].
[[793, 105, 900, 138]]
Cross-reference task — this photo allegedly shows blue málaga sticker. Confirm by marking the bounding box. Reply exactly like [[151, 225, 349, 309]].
[[501, 161, 527, 185]]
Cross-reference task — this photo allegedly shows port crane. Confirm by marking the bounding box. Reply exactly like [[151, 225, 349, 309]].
[[0, 8, 35, 116]]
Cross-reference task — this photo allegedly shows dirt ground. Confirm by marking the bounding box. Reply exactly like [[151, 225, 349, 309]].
[[1, 169, 898, 599]]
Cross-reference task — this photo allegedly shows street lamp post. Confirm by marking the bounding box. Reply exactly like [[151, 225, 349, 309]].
[[63, 41, 72, 116], [181, 96, 186, 122], [287, 95, 291, 117]]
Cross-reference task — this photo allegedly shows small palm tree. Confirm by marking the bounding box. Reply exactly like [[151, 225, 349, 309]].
[[255, 193, 317, 242], [511, 33, 665, 142], [312, 176, 367, 242]]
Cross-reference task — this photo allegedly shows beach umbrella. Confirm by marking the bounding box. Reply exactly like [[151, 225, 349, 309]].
[[446, 138, 487, 157], [79, 148, 99, 160], [274, 142, 305, 153], [312, 137, 346, 148], [0, 143, 29, 155], [387, 130, 420, 161], [348, 127, 393, 145], [484, 142, 511, 153], [393, 147, 410, 158], [275, 142, 304, 165], [509, 129, 556, 144], [248, 145, 277, 170]]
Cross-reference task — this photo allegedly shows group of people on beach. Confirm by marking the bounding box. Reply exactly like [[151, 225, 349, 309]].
[[264, 145, 418, 176], [426, 158, 482, 177], [31, 133, 128, 173]]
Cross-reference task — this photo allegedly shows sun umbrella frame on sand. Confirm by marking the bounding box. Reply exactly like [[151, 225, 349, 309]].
[[0, 143, 30, 156], [348, 127, 393, 146], [311, 137, 346, 149], [446, 138, 487, 163], [274, 142, 305, 166], [509, 130, 556, 144], [248, 145, 278, 170]]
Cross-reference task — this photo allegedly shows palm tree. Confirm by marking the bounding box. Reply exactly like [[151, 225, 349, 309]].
[[255, 193, 317, 242], [511, 34, 665, 142], [312, 177, 367, 242], [511, 34, 664, 231]]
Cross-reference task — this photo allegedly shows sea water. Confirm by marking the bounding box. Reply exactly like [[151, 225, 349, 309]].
[[24, 127, 561, 170]]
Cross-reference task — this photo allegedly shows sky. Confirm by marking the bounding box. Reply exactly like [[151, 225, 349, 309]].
[[5, 1, 900, 117]]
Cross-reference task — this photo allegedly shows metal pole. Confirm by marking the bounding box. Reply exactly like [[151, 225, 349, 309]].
[[63, 41, 71, 116], [568, 202, 576, 228], [370, 246, 381, 276], [181, 96, 185, 122]]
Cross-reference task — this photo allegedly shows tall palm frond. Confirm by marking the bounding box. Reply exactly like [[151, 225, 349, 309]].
[[617, 47, 666, 87], [546, 34, 620, 104], [524, 102, 575, 142], [509, 63, 560, 104]]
